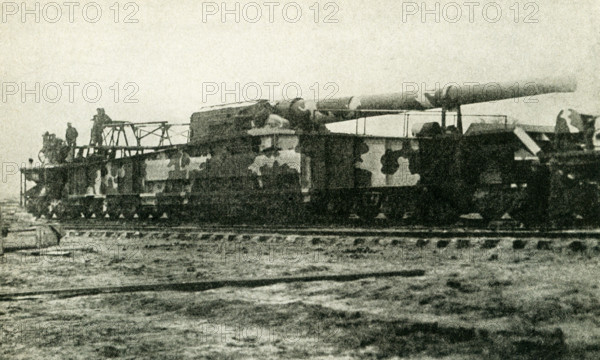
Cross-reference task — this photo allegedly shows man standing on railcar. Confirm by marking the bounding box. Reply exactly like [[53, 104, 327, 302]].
[[90, 115, 103, 146], [90, 108, 113, 147], [65, 122, 78, 147], [96, 108, 113, 125]]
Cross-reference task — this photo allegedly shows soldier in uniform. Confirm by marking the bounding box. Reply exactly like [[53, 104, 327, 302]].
[[90, 115, 102, 146], [90, 108, 112, 146], [97, 108, 113, 124], [65, 122, 78, 147]]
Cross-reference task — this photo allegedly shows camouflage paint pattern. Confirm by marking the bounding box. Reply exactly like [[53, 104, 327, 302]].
[[299, 134, 422, 191], [248, 135, 302, 189], [27, 130, 429, 215], [86, 166, 102, 195], [356, 138, 421, 187], [102, 162, 127, 195], [139, 133, 304, 197]]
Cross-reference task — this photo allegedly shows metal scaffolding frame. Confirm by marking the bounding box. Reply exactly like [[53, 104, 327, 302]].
[[79, 121, 190, 158]]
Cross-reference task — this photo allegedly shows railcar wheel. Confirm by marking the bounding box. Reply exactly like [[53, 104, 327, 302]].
[[150, 210, 164, 220], [177, 208, 194, 221], [122, 203, 139, 220], [137, 208, 152, 220], [83, 206, 95, 219], [381, 194, 410, 222], [67, 207, 82, 219], [84, 201, 102, 219], [100, 201, 109, 220], [153, 208, 167, 220], [105, 200, 119, 219], [327, 199, 352, 220], [189, 207, 209, 221], [356, 206, 380, 221], [107, 209, 121, 220], [51, 202, 67, 219], [310, 195, 351, 222], [427, 203, 459, 225], [354, 193, 382, 221], [164, 208, 178, 220]]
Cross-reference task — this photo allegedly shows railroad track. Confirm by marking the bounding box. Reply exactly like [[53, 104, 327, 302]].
[[50, 221, 600, 254], [5, 221, 599, 302], [59, 221, 600, 239], [5, 226, 599, 300]]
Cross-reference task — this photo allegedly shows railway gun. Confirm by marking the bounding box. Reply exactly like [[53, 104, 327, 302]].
[[21, 75, 597, 228]]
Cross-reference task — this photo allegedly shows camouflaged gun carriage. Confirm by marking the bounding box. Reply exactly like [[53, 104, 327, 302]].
[[20, 75, 579, 225]]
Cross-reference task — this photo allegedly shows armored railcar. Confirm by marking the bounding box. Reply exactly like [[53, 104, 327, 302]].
[[23, 129, 462, 222]]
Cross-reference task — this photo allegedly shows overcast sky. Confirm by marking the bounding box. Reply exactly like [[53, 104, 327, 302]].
[[1, 0, 599, 197]]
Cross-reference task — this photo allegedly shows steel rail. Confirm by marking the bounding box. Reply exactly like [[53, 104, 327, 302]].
[[58, 222, 600, 239]]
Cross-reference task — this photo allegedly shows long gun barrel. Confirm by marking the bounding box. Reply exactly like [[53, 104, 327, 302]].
[[276, 75, 577, 125], [191, 75, 577, 139]]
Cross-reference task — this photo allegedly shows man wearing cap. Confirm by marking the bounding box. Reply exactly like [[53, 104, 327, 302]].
[[65, 122, 78, 147]]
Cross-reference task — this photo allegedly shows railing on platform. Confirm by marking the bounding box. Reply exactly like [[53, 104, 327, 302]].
[[318, 109, 509, 137], [102, 121, 190, 149]]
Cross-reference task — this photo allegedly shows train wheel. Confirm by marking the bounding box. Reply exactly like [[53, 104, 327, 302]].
[[105, 200, 119, 219], [416, 188, 458, 225], [164, 208, 177, 220], [108, 209, 121, 220], [67, 208, 82, 219], [381, 195, 408, 222], [52, 207, 67, 219], [310, 196, 350, 222], [83, 205, 95, 219], [149, 210, 163, 220], [48, 200, 64, 219], [153, 208, 167, 220], [170, 209, 184, 221], [84, 200, 103, 219], [429, 202, 458, 225], [383, 208, 406, 222], [189, 207, 208, 221], [355, 193, 382, 221], [137, 208, 152, 220], [356, 205, 380, 221], [100, 201, 109, 220], [327, 199, 351, 221], [176, 208, 193, 221], [122, 204, 139, 220]]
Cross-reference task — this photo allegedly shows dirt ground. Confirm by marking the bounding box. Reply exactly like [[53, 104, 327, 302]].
[[2, 209, 600, 358]]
